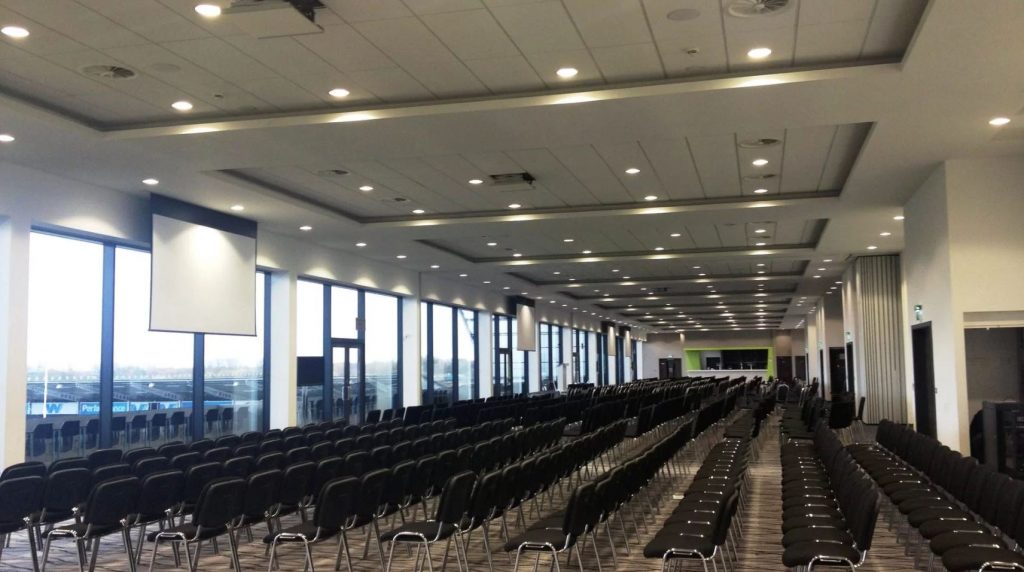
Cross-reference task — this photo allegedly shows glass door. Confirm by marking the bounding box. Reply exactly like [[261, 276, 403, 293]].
[[494, 348, 513, 397], [332, 340, 362, 424]]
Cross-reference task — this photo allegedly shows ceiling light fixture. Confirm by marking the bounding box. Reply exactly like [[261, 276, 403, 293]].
[[894, 215, 905, 221], [459, 273, 468, 277], [752, 158, 768, 167], [582, 250, 592, 254], [880, 231, 892, 237], [430, 264, 439, 269], [412, 209, 425, 214], [513, 253, 523, 258], [142, 178, 159, 186], [230, 204, 245, 212], [299, 225, 313, 232], [556, 67, 578, 78], [356, 242, 367, 247], [747, 47, 772, 59], [867, 245, 878, 250], [508, 203, 522, 209], [754, 228, 766, 234], [468, 179, 483, 185], [396, 255, 406, 259], [654, 247, 664, 251], [989, 117, 1011, 126], [753, 188, 768, 194], [1, 25, 29, 38], [194, 4, 222, 17], [563, 238, 574, 243], [0, 134, 14, 143], [328, 88, 350, 98], [359, 185, 373, 192], [625, 168, 640, 174], [644, 195, 658, 201], [171, 100, 193, 111]]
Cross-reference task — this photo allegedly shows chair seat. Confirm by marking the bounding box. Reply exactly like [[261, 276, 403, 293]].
[[505, 528, 572, 552], [782, 526, 852, 548], [892, 488, 944, 505], [381, 521, 456, 542], [263, 522, 334, 544], [942, 545, 1024, 571], [920, 518, 982, 539], [782, 515, 845, 533], [783, 505, 843, 521], [148, 523, 226, 542], [930, 530, 1003, 555], [782, 540, 861, 567], [643, 532, 716, 559], [908, 507, 970, 528], [51, 521, 122, 539], [899, 496, 953, 514]]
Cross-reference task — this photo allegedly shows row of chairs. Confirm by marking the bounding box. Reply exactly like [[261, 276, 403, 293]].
[[780, 425, 881, 570], [851, 419, 1024, 571], [643, 411, 754, 571]]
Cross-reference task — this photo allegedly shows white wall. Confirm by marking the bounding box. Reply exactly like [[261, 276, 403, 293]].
[[642, 333, 683, 378]]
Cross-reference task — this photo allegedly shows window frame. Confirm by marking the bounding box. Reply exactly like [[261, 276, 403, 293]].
[[420, 300, 479, 404]]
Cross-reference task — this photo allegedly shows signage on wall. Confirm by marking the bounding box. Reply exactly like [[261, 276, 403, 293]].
[[914, 304, 923, 322]]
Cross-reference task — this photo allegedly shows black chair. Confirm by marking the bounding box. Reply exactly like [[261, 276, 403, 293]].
[[265, 476, 360, 572], [31, 467, 91, 541], [133, 456, 171, 479], [179, 462, 222, 517], [157, 442, 187, 460], [169, 412, 187, 439], [150, 413, 168, 444], [237, 469, 282, 542], [256, 452, 285, 472], [0, 476, 45, 571], [1, 461, 46, 481], [270, 462, 316, 527], [87, 448, 121, 470], [286, 446, 312, 464], [188, 438, 214, 455], [342, 450, 370, 478], [381, 471, 478, 572], [147, 477, 246, 571], [122, 447, 157, 467], [125, 470, 185, 565], [346, 468, 391, 571], [203, 446, 232, 463], [170, 451, 201, 472], [223, 456, 255, 478], [92, 463, 131, 485], [42, 476, 141, 572], [48, 457, 89, 475], [234, 444, 258, 459]]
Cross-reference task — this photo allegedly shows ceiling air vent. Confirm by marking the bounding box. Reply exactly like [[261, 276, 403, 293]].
[[743, 174, 778, 181], [81, 65, 136, 80], [738, 138, 781, 148], [316, 169, 349, 177], [727, 0, 791, 18], [486, 172, 536, 192]]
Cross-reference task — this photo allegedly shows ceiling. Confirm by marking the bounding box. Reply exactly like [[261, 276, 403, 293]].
[[1, 0, 1023, 334]]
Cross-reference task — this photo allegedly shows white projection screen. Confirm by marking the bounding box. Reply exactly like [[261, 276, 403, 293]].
[[150, 196, 258, 335]]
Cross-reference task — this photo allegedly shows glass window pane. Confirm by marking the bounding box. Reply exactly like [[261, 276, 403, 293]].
[[332, 346, 359, 423], [330, 286, 358, 339], [457, 309, 476, 401], [365, 292, 398, 413], [113, 248, 194, 450], [552, 326, 562, 389], [204, 274, 265, 435], [539, 323, 551, 389], [432, 304, 454, 404], [297, 280, 324, 357], [511, 317, 525, 395], [420, 302, 429, 403], [26, 233, 104, 461]]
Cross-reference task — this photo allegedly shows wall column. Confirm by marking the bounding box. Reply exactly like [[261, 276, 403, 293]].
[[0, 215, 31, 467], [268, 271, 297, 429]]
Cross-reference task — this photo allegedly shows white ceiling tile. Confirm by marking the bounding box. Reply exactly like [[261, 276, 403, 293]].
[[161, 37, 279, 83], [640, 138, 705, 200], [295, 24, 396, 72], [590, 43, 664, 82], [488, 0, 586, 54], [462, 56, 545, 92], [656, 30, 728, 76], [0, 6, 89, 55], [687, 134, 742, 198], [798, 0, 875, 25], [420, 9, 519, 60], [592, 141, 662, 202], [76, 0, 209, 43], [346, 67, 434, 101], [548, 145, 630, 205], [403, 0, 485, 15], [643, 0, 721, 40], [503, 148, 599, 206], [2, 0, 148, 49], [861, 0, 927, 58], [0, 45, 105, 97], [794, 21, 870, 65], [522, 50, 603, 87], [685, 223, 722, 249], [286, 73, 380, 105], [232, 77, 323, 110], [321, 0, 414, 22], [819, 123, 870, 190], [779, 125, 836, 192], [716, 223, 747, 248], [562, 0, 651, 48], [773, 220, 806, 244], [221, 36, 337, 80]]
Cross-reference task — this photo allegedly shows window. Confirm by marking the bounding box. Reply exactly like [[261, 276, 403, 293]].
[[421, 301, 478, 404], [492, 314, 528, 396], [596, 331, 607, 386], [204, 273, 266, 435], [113, 247, 194, 450], [539, 323, 563, 391], [573, 328, 589, 384], [296, 279, 324, 425], [26, 233, 103, 461], [365, 292, 399, 413]]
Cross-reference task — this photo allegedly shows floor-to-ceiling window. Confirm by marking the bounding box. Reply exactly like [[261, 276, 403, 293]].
[[630, 339, 639, 382], [25, 231, 270, 461], [492, 314, 528, 396], [421, 301, 478, 404], [298, 280, 402, 425], [539, 323, 563, 391], [595, 331, 606, 386], [573, 328, 589, 384]]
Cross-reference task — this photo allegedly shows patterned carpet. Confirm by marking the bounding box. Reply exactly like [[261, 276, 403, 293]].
[[0, 418, 921, 571]]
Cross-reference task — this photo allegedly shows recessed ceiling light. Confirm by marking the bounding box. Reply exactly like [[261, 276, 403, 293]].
[[171, 100, 193, 111], [625, 168, 640, 175], [755, 242, 766, 246], [513, 253, 523, 258], [483, 280, 492, 284], [0, 134, 14, 143], [508, 203, 522, 209], [754, 228, 767, 234], [412, 209, 427, 215], [989, 117, 1011, 126], [654, 247, 664, 251], [299, 225, 313, 231], [553, 271, 561, 275], [752, 158, 768, 167], [194, 4, 222, 17], [429, 264, 439, 269], [142, 178, 159, 186], [359, 185, 373, 192], [867, 245, 878, 250], [396, 255, 407, 259], [747, 47, 772, 59], [503, 286, 510, 290], [582, 250, 592, 254], [753, 188, 768, 194], [230, 204, 245, 212], [356, 242, 367, 247], [893, 215, 905, 221], [556, 67, 578, 78], [459, 273, 468, 277], [880, 231, 892, 237], [643, 195, 658, 201], [328, 88, 350, 98], [1, 25, 29, 38], [699, 273, 706, 276], [813, 275, 821, 279], [563, 238, 574, 243], [486, 242, 497, 247], [817, 267, 826, 271], [468, 179, 483, 185], [670, 233, 681, 238], [822, 259, 832, 263], [757, 270, 765, 274]]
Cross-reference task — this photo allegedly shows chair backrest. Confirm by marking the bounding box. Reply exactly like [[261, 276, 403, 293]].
[[136, 470, 185, 520], [192, 477, 245, 528], [234, 444, 258, 459], [313, 477, 360, 531], [280, 462, 316, 505], [2, 461, 47, 480], [133, 456, 171, 479], [434, 471, 478, 525], [83, 476, 141, 528], [87, 448, 122, 470], [286, 446, 312, 464], [310, 457, 345, 501], [384, 460, 416, 509], [466, 469, 503, 525], [204, 447, 232, 463], [92, 463, 131, 485], [242, 469, 282, 520], [256, 452, 285, 472], [157, 442, 187, 459], [560, 482, 595, 539], [171, 451, 201, 472], [0, 475, 44, 527], [342, 450, 370, 478], [123, 447, 158, 466], [47, 457, 90, 475], [183, 462, 222, 503], [223, 456, 256, 479], [42, 468, 92, 515], [354, 469, 390, 519], [189, 439, 215, 454]]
